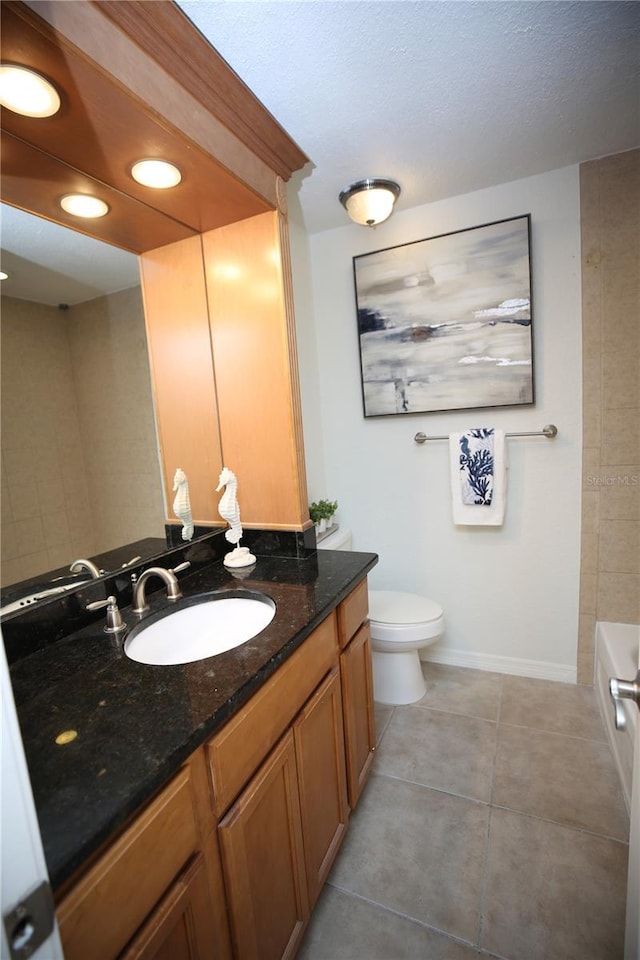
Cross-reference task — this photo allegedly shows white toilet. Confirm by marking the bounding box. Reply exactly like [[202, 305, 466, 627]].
[[317, 527, 444, 705]]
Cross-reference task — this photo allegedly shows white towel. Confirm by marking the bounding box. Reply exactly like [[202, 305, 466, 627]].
[[449, 429, 507, 525]]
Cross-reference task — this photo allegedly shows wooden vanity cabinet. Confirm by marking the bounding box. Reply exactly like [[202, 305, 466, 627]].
[[209, 615, 349, 960], [55, 577, 374, 960], [140, 208, 310, 532], [338, 578, 376, 808], [56, 752, 231, 960]]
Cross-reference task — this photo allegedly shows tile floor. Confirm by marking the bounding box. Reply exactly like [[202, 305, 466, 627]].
[[298, 663, 630, 960]]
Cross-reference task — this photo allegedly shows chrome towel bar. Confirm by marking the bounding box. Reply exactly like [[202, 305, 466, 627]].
[[414, 424, 558, 444]]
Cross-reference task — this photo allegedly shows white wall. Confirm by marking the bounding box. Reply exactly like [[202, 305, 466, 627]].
[[294, 166, 583, 680]]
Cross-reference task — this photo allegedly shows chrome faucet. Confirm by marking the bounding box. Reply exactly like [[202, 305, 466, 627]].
[[70, 558, 103, 579], [132, 562, 190, 615], [86, 596, 126, 634]]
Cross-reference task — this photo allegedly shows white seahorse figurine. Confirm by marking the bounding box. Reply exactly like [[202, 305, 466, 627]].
[[215, 467, 256, 568], [172, 468, 194, 541]]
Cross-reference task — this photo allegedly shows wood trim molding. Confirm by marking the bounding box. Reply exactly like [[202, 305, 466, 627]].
[[94, 0, 309, 181]]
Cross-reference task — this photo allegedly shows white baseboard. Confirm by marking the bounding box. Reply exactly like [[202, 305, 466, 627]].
[[420, 647, 577, 684]]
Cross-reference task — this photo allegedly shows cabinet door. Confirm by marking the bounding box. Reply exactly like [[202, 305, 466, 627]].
[[119, 854, 215, 960], [139, 236, 223, 523], [293, 667, 349, 908], [340, 622, 376, 809], [218, 731, 309, 960]]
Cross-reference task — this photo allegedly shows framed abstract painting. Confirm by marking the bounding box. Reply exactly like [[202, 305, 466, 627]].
[[352, 215, 534, 417]]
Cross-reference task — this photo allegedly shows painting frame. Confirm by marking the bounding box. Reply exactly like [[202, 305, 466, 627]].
[[352, 215, 534, 418]]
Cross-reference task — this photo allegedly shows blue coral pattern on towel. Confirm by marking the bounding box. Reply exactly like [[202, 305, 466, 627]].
[[459, 429, 495, 505]]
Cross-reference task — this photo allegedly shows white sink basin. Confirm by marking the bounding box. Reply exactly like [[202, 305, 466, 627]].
[[124, 592, 276, 665]]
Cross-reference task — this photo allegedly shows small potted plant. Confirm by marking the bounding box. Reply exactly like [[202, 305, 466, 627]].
[[324, 500, 338, 528], [309, 499, 338, 533]]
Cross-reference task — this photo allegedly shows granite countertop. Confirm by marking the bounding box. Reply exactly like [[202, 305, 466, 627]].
[[9, 548, 377, 892]]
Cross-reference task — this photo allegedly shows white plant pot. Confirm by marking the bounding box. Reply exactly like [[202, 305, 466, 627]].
[[317, 519, 327, 533]]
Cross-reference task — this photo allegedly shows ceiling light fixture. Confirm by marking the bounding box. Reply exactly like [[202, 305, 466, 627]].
[[0, 64, 61, 117], [131, 159, 182, 189], [339, 178, 401, 227], [60, 194, 109, 219]]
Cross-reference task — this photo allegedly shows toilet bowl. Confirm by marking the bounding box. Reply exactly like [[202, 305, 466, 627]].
[[367, 590, 444, 705], [317, 527, 444, 705]]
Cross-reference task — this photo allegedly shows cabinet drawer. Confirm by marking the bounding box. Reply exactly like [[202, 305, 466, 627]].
[[207, 613, 338, 817], [57, 765, 199, 960], [337, 577, 368, 649]]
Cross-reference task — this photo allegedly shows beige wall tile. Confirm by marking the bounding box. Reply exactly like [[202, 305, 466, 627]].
[[20, 550, 53, 583], [601, 407, 640, 466], [0, 557, 26, 588], [582, 447, 602, 486], [581, 490, 600, 532], [603, 350, 639, 409], [581, 284, 603, 360], [577, 614, 596, 684], [42, 511, 71, 548], [1, 522, 18, 563], [580, 574, 597, 615], [14, 517, 46, 555], [601, 276, 640, 354], [579, 162, 603, 367], [599, 519, 639, 574], [579, 160, 601, 221], [0, 287, 165, 588], [600, 471, 640, 520], [597, 572, 640, 623], [67, 503, 94, 544], [580, 150, 640, 649], [7, 480, 40, 522], [36, 477, 67, 516], [580, 531, 599, 576], [47, 544, 75, 571], [1, 468, 13, 526], [582, 355, 602, 445], [580, 153, 640, 664]]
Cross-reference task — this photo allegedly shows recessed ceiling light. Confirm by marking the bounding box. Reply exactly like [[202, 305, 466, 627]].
[[131, 159, 182, 189], [60, 194, 109, 218], [0, 64, 61, 118]]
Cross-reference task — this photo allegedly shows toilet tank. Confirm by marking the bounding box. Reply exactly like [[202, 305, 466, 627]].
[[316, 527, 352, 551]]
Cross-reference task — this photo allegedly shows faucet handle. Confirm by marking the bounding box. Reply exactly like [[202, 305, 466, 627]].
[[87, 596, 126, 634], [166, 561, 191, 600]]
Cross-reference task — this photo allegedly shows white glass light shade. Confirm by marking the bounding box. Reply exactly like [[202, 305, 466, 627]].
[[131, 159, 182, 189], [339, 178, 401, 226], [0, 64, 60, 118], [60, 194, 109, 219]]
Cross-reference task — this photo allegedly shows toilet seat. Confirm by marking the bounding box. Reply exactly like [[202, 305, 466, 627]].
[[368, 590, 444, 645]]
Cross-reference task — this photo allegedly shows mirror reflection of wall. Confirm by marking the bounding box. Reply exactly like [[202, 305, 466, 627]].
[[1, 206, 166, 588]]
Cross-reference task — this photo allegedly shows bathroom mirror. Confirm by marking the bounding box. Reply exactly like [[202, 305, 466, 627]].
[[0, 205, 216, 597], [0, 0, 305, 608]]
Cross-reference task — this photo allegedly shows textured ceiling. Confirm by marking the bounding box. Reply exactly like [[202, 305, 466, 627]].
[[2, 0, 638, 302], [179, 0, 640, 233]]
